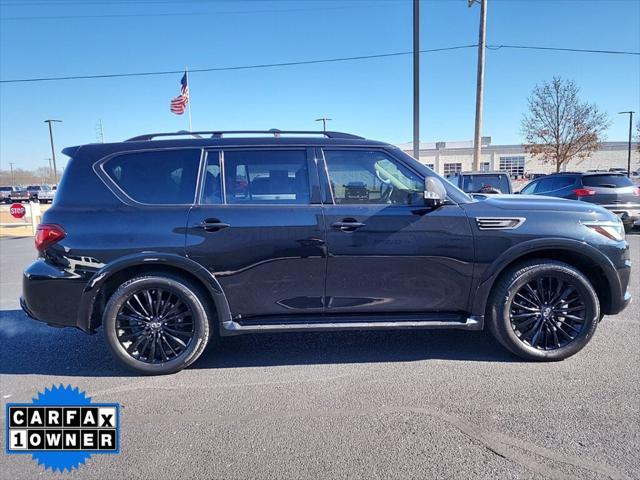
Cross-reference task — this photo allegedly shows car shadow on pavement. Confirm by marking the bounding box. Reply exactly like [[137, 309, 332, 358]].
[[0, 309, 521, 377]]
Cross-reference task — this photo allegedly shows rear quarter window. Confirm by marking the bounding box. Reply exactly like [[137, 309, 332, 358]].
[[582, 175, 633, 188], [102, 149, 201, 204]]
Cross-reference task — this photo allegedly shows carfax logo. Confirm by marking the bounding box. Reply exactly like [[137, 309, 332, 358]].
[[5, 384, 120, 473]]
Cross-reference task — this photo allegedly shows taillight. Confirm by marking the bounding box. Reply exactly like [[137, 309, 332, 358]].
[[633, 187, 640, 197], [35, 224, 65, 252], [574, 188, 596, 197]]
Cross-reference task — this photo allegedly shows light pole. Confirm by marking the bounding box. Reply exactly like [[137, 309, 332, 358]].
[[469, 0, 488, 171], [44, 119, 62, 184], [46, 158, 53, 183], [618, 111, 634, 177], [315, 117, 332, 133], [9, 162, 15, 186], [412, 0, 420, 161]]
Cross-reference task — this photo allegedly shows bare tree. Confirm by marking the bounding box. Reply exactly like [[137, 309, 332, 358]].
[[522, 77, 610, 172]]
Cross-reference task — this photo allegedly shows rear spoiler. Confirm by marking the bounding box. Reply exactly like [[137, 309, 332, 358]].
[[62, 146, 82, 157]]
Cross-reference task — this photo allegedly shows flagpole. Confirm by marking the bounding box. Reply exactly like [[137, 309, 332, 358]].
[[186, 66, 192, 131]]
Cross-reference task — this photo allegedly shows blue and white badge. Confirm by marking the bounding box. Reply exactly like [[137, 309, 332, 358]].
[[5, 384, 120, 473]]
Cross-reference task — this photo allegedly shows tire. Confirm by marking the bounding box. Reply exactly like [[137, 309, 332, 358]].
[[486, 259, 600, 361], [623, 222, 634, 233], [103, 274, 212, 375]]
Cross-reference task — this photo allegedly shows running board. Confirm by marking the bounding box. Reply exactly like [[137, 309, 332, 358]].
[[221, 314, 483, 335]]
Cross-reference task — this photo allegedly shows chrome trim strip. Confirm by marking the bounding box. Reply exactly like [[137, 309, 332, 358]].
[[221, 316, 483, 334], [475, 217, 526, 230]]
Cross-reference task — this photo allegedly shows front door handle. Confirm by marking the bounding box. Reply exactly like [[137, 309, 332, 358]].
[[196, 218, 231, 232], [331, 219, 366, 232]]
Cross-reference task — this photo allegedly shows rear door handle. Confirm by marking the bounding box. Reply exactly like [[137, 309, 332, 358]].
[[196, 219, 231, 232], [331, 219, 366, 232]]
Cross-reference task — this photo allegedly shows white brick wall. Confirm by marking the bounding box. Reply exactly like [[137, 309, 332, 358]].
[[406, 142, 640, 176]]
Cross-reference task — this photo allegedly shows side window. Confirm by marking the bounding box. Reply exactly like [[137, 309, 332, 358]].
[[103, 149, 200, 204], [201, 152, 222, 204], [520, 180, 538, 194], [533, 177, 554, 193], [549, 176, 576, 190], [323, 150, 424, 205], [536, 176, 575, 193], [223, 150, 310, 204]]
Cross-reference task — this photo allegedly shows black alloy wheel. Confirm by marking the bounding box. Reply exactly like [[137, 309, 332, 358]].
[[103, 274, 211, 375], [487, 259, 599, 361], [115, 288, 195, 364], [509, 276, 586, 351]]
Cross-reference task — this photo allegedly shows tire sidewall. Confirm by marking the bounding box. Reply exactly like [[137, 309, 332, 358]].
[[103, 276, 209, 375], [495, 263, 599, 361]]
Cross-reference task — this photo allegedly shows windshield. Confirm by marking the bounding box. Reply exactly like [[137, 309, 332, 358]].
[[461, 174, 510, 193]]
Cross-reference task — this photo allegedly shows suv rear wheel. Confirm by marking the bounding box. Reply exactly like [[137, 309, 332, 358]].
[[487, 259, 599, 361], [103, 274, 211, 375]]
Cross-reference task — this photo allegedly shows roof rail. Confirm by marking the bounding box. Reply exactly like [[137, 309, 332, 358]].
[[126, 130, 364, 142]]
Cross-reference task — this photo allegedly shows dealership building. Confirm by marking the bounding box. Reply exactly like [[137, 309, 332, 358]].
[[398, 138, 640, 178]]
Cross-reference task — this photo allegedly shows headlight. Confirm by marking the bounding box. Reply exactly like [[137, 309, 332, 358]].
[[582, 220, 625, 242]]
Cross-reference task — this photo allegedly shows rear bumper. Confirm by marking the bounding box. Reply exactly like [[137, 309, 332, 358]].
[[22, 258, 88, 330], [600, 204, 640, 224]]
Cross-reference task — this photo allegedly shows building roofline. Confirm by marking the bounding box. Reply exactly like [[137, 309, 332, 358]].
[[400, 141, 639, 155]]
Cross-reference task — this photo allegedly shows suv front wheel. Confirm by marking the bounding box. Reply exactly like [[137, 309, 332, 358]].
[[103, 274, 211, 375], [487, 259, 600, 361]]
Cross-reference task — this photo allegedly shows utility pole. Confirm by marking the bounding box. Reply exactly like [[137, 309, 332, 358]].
[[413, 0, 420, 161], [44, 119, 62, 184], [470, 0, 487, 171], [9, 162, 15, 186], [315, 117, 332, 133], [96, 119, 105, 143], [618, 111, 634, 177]]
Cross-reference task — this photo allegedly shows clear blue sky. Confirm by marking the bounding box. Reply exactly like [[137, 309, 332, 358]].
[[1, 0, 639, 170]]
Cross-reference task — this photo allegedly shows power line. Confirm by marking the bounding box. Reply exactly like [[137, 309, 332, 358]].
[[487, 44, 640, 55], [0, 1, 401, 20], [1, 44, 638, 85], [0, 45, 477, 84]]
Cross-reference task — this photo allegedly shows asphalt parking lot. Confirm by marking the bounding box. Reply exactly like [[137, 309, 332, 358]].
[[0, 234, 638, 480]]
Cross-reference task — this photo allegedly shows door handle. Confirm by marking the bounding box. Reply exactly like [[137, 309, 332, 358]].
[[196, 219, 231, 232], [331, 219, 366, 232]]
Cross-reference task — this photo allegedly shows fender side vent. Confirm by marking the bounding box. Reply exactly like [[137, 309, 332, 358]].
[[476, 217, 526, 230]]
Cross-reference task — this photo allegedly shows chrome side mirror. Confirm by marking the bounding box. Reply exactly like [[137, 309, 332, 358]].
[[424, 177, 447, 208]]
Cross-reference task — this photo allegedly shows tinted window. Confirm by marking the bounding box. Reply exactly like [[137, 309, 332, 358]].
[[223, 150, 309, 204], [535, 176, 575, 192], [582, 174, 633, 188], [520, 181, 537, 194], [104, 149, 200, 204], [461, 175, 510, 193], [201, 152, 222, 204], [324, 150, 424, 205]]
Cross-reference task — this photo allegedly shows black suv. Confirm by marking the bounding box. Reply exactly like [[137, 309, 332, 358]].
[[21, 131, 632, 374], [520, 172, 640, 232]]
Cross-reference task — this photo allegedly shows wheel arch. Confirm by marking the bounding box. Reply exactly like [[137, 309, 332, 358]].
[[471, 238, 622, 318], [78, 253, 232, 333]]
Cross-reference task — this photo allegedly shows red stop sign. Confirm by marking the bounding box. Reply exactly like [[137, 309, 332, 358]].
[[10, 203, 26, 219]]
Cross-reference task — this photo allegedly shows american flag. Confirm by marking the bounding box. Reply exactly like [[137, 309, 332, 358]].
[[170, 72, 189, 115]]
